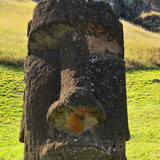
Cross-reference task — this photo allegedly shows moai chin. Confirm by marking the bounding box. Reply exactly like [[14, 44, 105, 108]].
[[19, 0, 130, 159]]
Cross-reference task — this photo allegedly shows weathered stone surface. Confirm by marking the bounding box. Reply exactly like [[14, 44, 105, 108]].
[[105, 0, 150, 20], [105, 0, 160, 32], [144, 0, 160, 11], [20, 0, 130, 159], [153, 79, 160, 83], [132, 0, 160, 32], [134, 14, 160, 32]]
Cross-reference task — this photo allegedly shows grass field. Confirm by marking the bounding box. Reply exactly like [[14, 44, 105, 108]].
[[0, 65, 160, 159], [0, 0, 35, 66], [126, 69, 160, 160], [122, 19, 160, 69], [0, 0, 160, 159], [0, 0, 160, 69], [0, 65, 24, 159]]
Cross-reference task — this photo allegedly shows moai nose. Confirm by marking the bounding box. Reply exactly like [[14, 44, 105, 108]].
[[46, 29, 105, 133]]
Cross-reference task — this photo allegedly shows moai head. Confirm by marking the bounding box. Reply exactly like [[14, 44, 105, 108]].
[[19, 0, 130, 159]]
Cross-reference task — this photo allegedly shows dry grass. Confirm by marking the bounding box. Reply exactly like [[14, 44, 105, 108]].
[[121, 19, 160, 69], [137, 11, 160, 19], [0, 0, 36, 66], [0, 1, 160, 70]]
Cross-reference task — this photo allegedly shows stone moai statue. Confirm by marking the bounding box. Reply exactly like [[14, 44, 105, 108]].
[[19, 0, 130, 159]]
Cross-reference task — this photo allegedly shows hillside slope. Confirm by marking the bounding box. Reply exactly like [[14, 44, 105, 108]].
[[0, 0, 35, 66], [122, 19, 160, 69], [0, 1, 160, 69]]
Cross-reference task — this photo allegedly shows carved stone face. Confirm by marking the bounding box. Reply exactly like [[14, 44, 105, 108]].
[[19, 1, 130, 160]]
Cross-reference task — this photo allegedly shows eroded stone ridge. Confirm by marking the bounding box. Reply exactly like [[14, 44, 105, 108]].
[[106, 0, 150, 20], [20, 0, 130, 159]]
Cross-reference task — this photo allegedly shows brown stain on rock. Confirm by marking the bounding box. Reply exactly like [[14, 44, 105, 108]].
[[87, 35, 122, 56]]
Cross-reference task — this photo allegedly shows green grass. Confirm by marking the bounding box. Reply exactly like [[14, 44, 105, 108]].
[[0, 65, 160, 159], [126, 69, 160, 160], [0, 0, 36, 66], [0, 65, 24, 160]]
